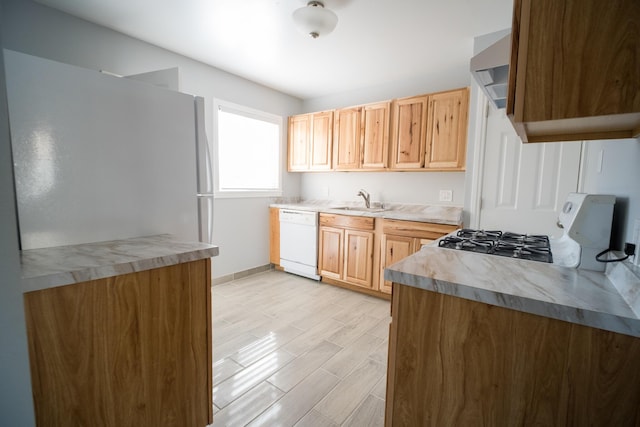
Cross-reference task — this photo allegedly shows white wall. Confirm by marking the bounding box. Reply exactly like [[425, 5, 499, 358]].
[[300, 55, 472, 209], [581, 139, 640, 248], [301, 172, 465, 206], [0, 1, 36, 422], [2, 0, 303, 278]]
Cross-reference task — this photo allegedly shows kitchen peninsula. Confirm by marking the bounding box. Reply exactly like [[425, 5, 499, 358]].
[[21, 234, 219, 427], [384, 246, 640, 426]]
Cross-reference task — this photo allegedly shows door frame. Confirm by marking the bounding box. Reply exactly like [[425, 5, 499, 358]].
[[467, 92, 489, 229]]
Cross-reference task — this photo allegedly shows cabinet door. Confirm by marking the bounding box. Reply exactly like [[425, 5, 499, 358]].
[[288, 114, 310, 171], [425, 88, 469, 170], [319, 226, 344, 280], [508, 0, 640, 142], [333, 107, 362, 170], [310, 111, 333, 171], [343, 229, 374, 288], [380, 234, 416, 294], [361, 102, 390, 169], [390, 95, 428, 169]]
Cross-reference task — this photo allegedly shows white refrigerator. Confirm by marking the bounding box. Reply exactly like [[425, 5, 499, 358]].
[[4, 49, 214, 249]]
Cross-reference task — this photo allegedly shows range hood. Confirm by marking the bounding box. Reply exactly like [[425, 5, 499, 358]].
[[470, 34, 510, 109]]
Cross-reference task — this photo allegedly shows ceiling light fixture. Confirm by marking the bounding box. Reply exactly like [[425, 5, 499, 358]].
[[292, 1, 338, 39]]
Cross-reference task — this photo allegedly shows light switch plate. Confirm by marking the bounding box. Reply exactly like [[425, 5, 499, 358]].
[[439, 190, 453, 202]]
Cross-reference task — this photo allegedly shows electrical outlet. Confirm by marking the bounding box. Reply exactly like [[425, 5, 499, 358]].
[[439, 190, 453, 202]]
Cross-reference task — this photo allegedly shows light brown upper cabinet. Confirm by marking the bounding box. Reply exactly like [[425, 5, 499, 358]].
[[390, 95, 429, 169], [287, 111, 333, 171], [288, 114, 310, 171], [507, 0, 640, 142], [361, 102, 390, 169], [334, 102, 391, 171], [288, 86, 468, 172], [310, 111, 333, 170], [425, 88, 469, 170], [333, 106, 363, 170]]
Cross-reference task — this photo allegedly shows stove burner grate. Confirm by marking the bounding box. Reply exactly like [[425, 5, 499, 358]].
[[440, 230, 553, 263]]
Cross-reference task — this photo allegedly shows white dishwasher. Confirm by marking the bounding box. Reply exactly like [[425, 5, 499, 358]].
[[279, 209, 320, 280]]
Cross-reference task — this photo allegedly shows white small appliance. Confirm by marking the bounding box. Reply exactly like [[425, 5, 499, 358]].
[[550, 193, 616, 271]]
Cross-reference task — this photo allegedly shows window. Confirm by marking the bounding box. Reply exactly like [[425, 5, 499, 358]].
[[214, 99, 282, 198]]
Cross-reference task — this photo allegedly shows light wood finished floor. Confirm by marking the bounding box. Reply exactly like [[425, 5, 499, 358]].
[[210, 270, 390, 427]]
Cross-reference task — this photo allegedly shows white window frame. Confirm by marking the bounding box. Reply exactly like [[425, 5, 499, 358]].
[[213, 99, 283, 198]]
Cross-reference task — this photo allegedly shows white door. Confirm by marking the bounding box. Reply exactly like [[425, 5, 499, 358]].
[[478, 107, 582, 237]]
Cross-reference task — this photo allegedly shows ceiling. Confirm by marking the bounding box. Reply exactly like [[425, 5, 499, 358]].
[[35, 0, 514, 100]]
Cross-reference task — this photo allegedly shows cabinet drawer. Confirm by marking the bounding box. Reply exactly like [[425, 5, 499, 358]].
[[320, 213, 375, 230], [382, 219, 456, 239]]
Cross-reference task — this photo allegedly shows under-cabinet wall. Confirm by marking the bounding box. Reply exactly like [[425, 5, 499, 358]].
[[301, 172, 466, 207]]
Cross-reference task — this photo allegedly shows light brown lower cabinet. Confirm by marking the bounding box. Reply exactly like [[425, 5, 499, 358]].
[[379, 234, 417, 294], [318, 214, 375, 291], [24, 259, 213, 427], [385, 284, 640, 426], [379, 219, 457, 294], [343, 228, 374, 287]]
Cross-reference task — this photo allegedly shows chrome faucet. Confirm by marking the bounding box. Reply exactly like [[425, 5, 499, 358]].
[[357, 189, 371, 209]]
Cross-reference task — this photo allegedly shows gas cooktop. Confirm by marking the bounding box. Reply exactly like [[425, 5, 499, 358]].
[[438, 229, 553, 263]]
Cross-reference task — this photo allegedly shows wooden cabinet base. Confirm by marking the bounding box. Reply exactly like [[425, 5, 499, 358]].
[[24, 259, 213, 427], [385, 284, 640, 426], [321, 276, 390, 301]]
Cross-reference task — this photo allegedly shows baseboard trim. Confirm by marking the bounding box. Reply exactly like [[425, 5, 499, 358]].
[[212, 264, 273, 286]]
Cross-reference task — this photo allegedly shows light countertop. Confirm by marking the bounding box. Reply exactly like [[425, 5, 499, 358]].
[[21, 234, 219, 293], [270, 200, 463, 226], [385, 244, 640, 337]]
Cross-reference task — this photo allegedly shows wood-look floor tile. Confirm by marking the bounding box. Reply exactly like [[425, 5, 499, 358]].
[[230, 325, 304, 367], [325, 314, 381, 348], [211, 271, 388, 427], [213, 357, 244, 384], [294, 409, 338, 427], [247, 369, 340, 427], [332, 300, 381, 324], [212, 381, 284, 427], [267, 340, 342, 392], [282, 318, 345, 356], [342, 394, 385, 427], [287, 301, 349, 332], [368, 339, 389, 366], [213, 332, 261, 362], [371, 376, 387, 400], [322, 333, 383, 379], [214, 313, 274, 345], [314, 359, 386, 425], [366, 316, 391, 340], [366, 300, 392, 320], [213, 349, 295, 409]]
